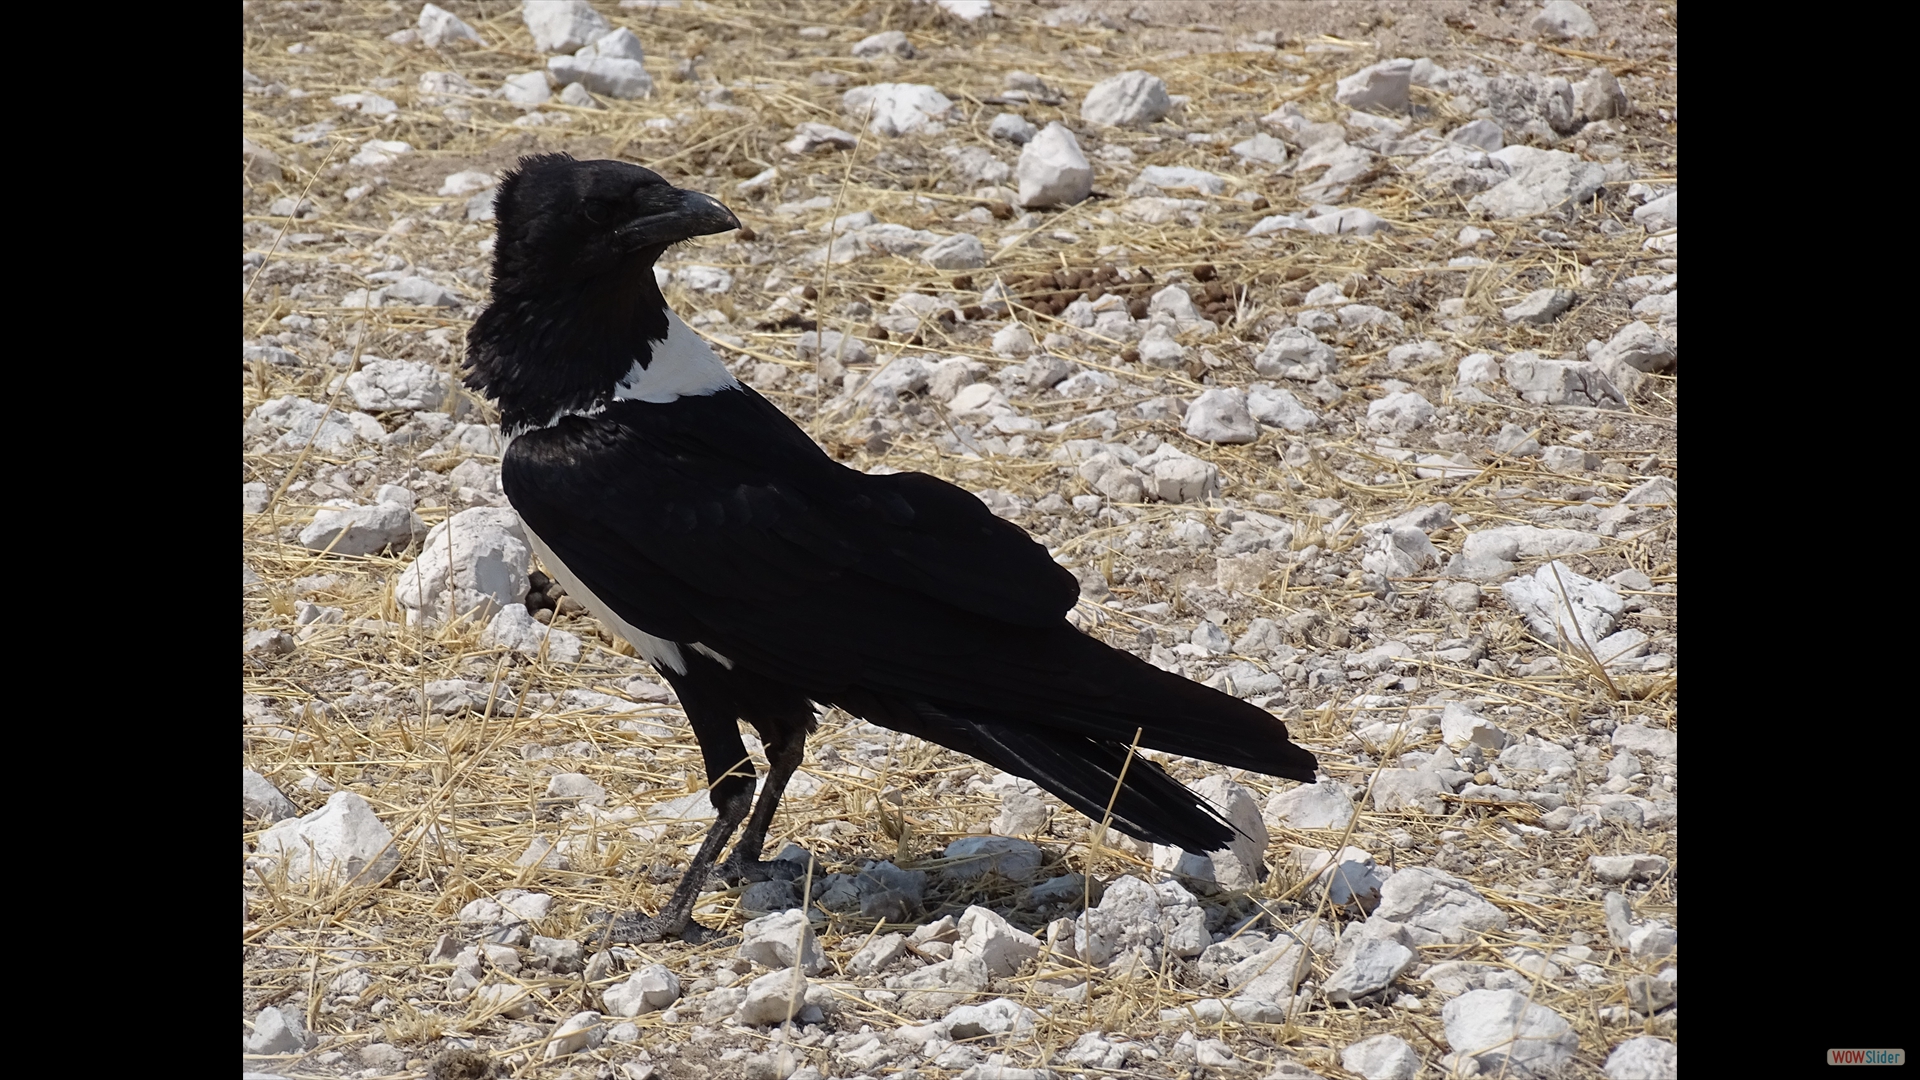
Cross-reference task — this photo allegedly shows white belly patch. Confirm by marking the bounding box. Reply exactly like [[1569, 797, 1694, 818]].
[[523, 528, 689, 676]]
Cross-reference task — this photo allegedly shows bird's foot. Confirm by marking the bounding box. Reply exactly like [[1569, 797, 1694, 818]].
[[587, 910, 720, 946], [712, 853, 813, 887]]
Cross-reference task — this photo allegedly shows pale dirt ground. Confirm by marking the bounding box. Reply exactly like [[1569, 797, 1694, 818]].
[[243, 2, 1677, 1077]]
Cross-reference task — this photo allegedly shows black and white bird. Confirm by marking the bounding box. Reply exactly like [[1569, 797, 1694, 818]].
[[465, 154, 1317, 942]]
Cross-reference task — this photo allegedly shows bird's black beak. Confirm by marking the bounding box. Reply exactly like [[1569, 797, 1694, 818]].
[[616, 188, 741, 251]]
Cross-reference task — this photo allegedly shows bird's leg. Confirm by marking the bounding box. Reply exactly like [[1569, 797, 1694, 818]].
[[598, 782, 752, 944], [598, 689, 756, 944], [714, 718, 810, 886]]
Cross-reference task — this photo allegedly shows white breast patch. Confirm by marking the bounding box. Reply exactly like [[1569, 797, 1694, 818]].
[[612, 309, 739, 404]]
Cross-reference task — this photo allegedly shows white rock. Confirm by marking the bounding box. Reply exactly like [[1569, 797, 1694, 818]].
[[1457, 352, 1500, 385], [1588, 854, 1669, 884], [847, 932, 907, 977], [1230, 132, 1288, 165], [1361, 524, 1441, 578], [1503, 352, 1624, 407], [936, 0, 992, 20], [543, 1010, 604, 1059], [1335, 58, 1414, 113], [1500, 561, 1623, 647], [928, 355, 989, 399], [675, 265, 733, 293], [439, 169, 497, 197], [783, 122, 859, 154], [482, 603, 583, 664], [1529, 0, 1599, 40], [988, 112, 1036, 144], [590, 26, 646, 61], [1136, 165, 1227, 195], [1081, 70, 1172, 127], [1075, 875, 1210, 967], [942, 836, 1043, 883], [1443, 989, 1578, 1076], [523, 0, 609, 53], [500, 71, 552, 108], [1182, 389, 1257, 444], [1343, 1034, 1422, 1080], [332, 92, 398, 117], [1604, 1037, 1678, 1080], [1253, 327, 1336, 378], [1367, 390, 1434, 433], [349, 139, 413, 168], [1447, 524, 1602, 580], [548, 53, 652, 99], [1246, 384, 1320, 431], [394, 507, 530, 626], [345, 358, 449, 411], [254, 791, 399, 887], [990, 324, 1034, 359], [943, 996, 1036, 1040], [243, 769, 297, 822], [300, 500, 425, 556], [738, 910, 824, 974], [1449, 118, 1504, 150], [1502, 287, 1574, 324], [1135, 323, 1187, 369], [245, 1007, 311, 1055], [842, 83, 954, 136], [922, 233, 986, 269], [1152, 775, 1267, 889], [1136, 446, 1218, 503], [603, 964, 680, 1017], [735, 969, 814, 1025], [954, 907, 1041, 976], [418, 3, 483, 47], [1015, 122, 1092, 208], [851, 29, 914, 58], [1469, 146, 1607, 219], [1372, 867, 1508, 946], [1634, 191, 1678, 230], [1440, 702, 1510, 752], [1265, 781, 1355, 831], [1324, 939, 1415, 1003]]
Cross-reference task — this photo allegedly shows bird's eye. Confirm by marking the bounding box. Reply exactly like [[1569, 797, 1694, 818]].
[[583, 199, 619, 226]]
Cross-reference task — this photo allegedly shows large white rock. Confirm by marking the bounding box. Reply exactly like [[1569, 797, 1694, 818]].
[[1603, 1037, 1677, 1080], [1502, 352, 1624, 407], [482, 603, 583, 664], [1335, 58, 1415, 112], [1081, 70, 1171, 127], [246, 395, 384, 454], [300, 500, 426, 556], [1015, 122, 1092, 208], [522, 0, 608, 53], [1135, 446, 1218, 503], [1443, 989, 1578, 1077], [851, 29, 915, 58], [1135, 165, 1228, 195], [1152, 775, 1267, 889], [500, 71, 552, 108], [738, 910, 825, 975], [1265, 781, 1355, 831], [1372, 867, 1508, 945], [1247, 384, 1321, 431], [344, 358, 449, 411], [1366, 390, 1434, 432], [1231, 132, 1288, 165], [922, 232, 985, 269], [1500, 561, 1623, 648], [1183, 389, 1258, 444], [549, 50, 652, 98], [953, 906, 1040, 976], [841, 83, 954, 136], [602, 964, 680, 1017], [394, 507, 530, 626], [1469, 146, 1607, 219], [1530, 0, 1599, 40], [255, 791, 399, 887], [417, 4, 483, 47], [1343, 1034, 1422, 1080]]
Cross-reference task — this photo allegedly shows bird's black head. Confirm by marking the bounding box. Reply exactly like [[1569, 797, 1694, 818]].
[[488, 153, 740, 293], [466, 154, 740, 431]]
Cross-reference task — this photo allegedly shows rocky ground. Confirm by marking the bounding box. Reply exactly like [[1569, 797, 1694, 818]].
[[242, 2, 1678, 1077]]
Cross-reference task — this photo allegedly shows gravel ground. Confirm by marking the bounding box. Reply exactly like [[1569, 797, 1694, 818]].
[[243, 3, 1678, 1078]]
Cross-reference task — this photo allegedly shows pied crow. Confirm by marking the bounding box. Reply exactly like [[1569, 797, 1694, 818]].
[[465, 153, 1317, 942]]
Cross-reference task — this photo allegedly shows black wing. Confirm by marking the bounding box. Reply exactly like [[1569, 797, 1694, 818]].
[[504, 386, 1315, 791]]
